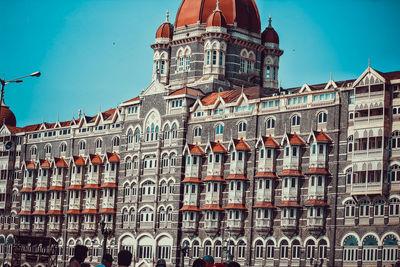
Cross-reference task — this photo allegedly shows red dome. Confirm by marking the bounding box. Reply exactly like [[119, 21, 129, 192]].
[[175, 0, 261, 33], [0, 104, 16, 127], [206, 10, 227, 28], [156, 22, 174, 39], [262, 18, 279, 44]]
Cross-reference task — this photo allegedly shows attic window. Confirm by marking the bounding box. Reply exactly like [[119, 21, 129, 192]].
[[288, 96, 308, 105], [127, 106, 138, 114], [171, 100, 183, 108]]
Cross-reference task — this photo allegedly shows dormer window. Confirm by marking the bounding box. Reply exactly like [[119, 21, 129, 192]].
[[171, 99, 183, 108], [127, 106, 138, 114]]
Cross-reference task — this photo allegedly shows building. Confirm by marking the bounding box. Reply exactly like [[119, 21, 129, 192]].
[[0, 0, 399, 266]]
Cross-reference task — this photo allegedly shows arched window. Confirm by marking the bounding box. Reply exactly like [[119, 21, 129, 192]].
[[359, 200, 370, 217], [266, 118, 275, 129], [266, 240, 275, 259], [129, 208, 135, 224], [382, 235, 398, 262], [247, 53, 255, 74], [139, 208, 154, 222], [318, 112, 327, 123], [266, 66, 271, 79], [166, 207, 173, 221], [134, 128, 140, 143], [215, 240, 222, 258], [60, 143, 67, 153], [343, 235, 358, 262], [127, 129, 134, 145], [79, 141, 86, 150], [216, 124, 224, 135], [389, 197, 400, 216], [31, 146, 37, 156], [344, 200, 356, 218], [392, 131, 400, 148], [306, 240, 315, 259], [318, 240, 328, 260], [146, 127, 150, 141], [192, 241, 200, 258], [159, 207, 165, 222], [45, 144, 51, 154], [238, 240, 246, 259], [348, 135, 354, 153], [164, 125, 170, 140], [362, 235, 378, 262], [238, 122, 247, 133], [280, 240, 289, 259], [123, 185, 130, 202], [346, 168, 353, 185], [255, 240, 264, 259], [391, 164, 400, 182], [95, 139, 102, 149], [291, 115, 301, 126], [112, 137, 120, 147], [374, 199, 385, 216], [122, 209, 129, 227], [172, 124, 178, 139], [193, 127, 202, 138], [204, 241, 212, 256], [292, 240, 300, 259]]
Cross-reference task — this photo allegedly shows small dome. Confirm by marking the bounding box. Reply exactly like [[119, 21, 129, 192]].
[[262, 17, 279, 44], [206, 9, 227, 28], [0, 103, 16, 127], [156, 10, 174, 40]]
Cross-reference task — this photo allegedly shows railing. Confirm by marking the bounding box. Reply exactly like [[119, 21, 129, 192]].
[[84, 200, 98, 210], [20, 223, 31, 231], [22, 180, 33, 189], [50, 178, 63, 187], [21, 202, 32, 211], [351, 182, 382, 194], [83, 223, 96, 231], [255, 193, 273, 203], [281, 189, 298, 201], [281, 218, 297, 227], [182, 221, 197, 229], [206, 166, 223, 177], [226, 220, 243, 229], [68, 222, 80, 231], [48, 223, 61, 231], [49, 202, 62, 211], [69, 200, 81, 210], [34, 202, 46, 211], [204, 220, 219, 229], [142, 168, 156, 176], [103, 172, 117, 184], [255, 219, 271, 228], [33, 223, 46, 231], [101, 200, 115, 209], [36, 179, 48, 188], [183, 196, 198, 206], [307, 217, 324, 226]]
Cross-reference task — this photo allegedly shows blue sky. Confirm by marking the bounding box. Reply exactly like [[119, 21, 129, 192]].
[[1, 0, 399, 127]]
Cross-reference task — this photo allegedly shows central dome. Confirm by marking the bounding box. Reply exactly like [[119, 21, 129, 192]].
[[175, 0, 261, 33]]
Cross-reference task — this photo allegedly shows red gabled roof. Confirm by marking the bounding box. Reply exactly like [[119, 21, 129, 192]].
[[74, 156, 86, 166], [101, 183, 118, 188], [254, 172, 278, 179], [314, 131, 333, 143], [180, 205, 201, 212], [224, 203, 247, 210], [376, 70, 400, 81], [288, 133, 305, 145], [210, 141, 228, 153], [170, 87, 204, 97], [33, 210, 47, 215], [233, 138, 251, 151], [182, 177, 202, 183], [99, 208, 116, 214], [23, 123, 42, 133], [279, 169, 303, 177], [68, 184, 83, 190], [263, 135, 280, 147], [67, 209, 81, 215], [26, 161, 36, 170], [305, 168, 331, 175], [7, 126, 23, 134], [40, 159, 51, 168], [49, 186, 65, 191], [90, 154, 103, 165], [82, 209, 98, 214], [253, 202, 275, 209], [204, 176, 225, 182], [107, 152, 120, 163], [123, 96, 140, 104], [305, 199, 329, 206], [202, 204, 224, 211], [188, 144, 205, 155], [55, 158, 68, 168], [278, 201, 302, 208], [83, 184, 100, 189], [201, 86, 269, 106], [226, 174, 249, 180], [48, 210, 64, 215]]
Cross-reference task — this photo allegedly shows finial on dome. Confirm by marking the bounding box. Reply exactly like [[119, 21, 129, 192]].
[[166, 9, 169, 22], [268, 15, 272, 27], [330, 72, 333, 81], [216, 0, 220, 11]]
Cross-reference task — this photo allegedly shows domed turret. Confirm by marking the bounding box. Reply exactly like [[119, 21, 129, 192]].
[[175, 0, 261, 33], [155, 10, 174, 42], [206, 0, 227, 33], [262, 16, 279, 45], [0, 101, 16, 127]]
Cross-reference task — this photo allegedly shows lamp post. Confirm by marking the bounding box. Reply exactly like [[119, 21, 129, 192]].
[[100, 220, 112, 259], [223, 228, 234, 263], [180, 242, 189, 267], [0, 72, 41, 122]]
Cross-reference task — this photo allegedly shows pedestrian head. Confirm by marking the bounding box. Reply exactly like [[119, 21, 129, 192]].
[[118, 250, 133, 266], [156, 259, 166, 267], [192, 258, 206, 267], [102, 253, 113, 267], [74, 245, 88, 263], [226, 262, 240, 267], [203, 255, 214, 267]]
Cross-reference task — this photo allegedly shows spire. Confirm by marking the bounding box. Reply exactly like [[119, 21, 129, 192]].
[[165, 9, 169, 22], [268, 15, 272, 27], [216, 0, 220, 11], [368, 58, 371, 68]]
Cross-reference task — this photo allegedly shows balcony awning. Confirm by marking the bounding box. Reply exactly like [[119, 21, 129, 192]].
[[107, 152, 120, 163], [74, 156, 86, 166], [40, 159, 51, 168], [49, 186, 65, 191], [19, 211, 31, 215], [67, 209, 81, 215], [226, 174, 249, 180], [101, 183, 118, 188], [21, 188, 33, 193], [182, 177, 202, 183], [233, 138, 251, 151], [263, 135, 280, 148], [90, 154, 103, 165], [305, 199, 329, 207], [32, 210, 47, 215], [188, 144, 205, 155], [67, 184, 83, 190], [210, 141, 228, 153], [180, 205, 201, 212], [48, 210, 64, 215], [83, 184, 100, 189], [278, 201, 302, 208], [224, 203, 247, 210], [254, 172, 278, 179], [279, 169, 303, 177], [26, 161, 36, 170], [99, 208, 116, 214], [204, 176, 225, 182], [202, 204, 224, 211], [305, 168, 331, 175], [82, 209, 98, 214], [253, 202, 275, 209], [55, 158, 69, 168], [34, 187, 48, 192]]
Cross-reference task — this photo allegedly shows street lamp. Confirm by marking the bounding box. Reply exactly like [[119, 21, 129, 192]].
[[180, 242, 189, 267], [100, 220, 112, 259], [0, 71, 41, 122], [223, 227, 234, 263]]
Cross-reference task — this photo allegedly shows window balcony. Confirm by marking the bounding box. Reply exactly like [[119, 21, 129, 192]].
[[48, 222, 62, 233], [388, 215, 400, 225], [67, 222, 80, 232], [103, 172, 117, 184], [70, 173, 83, 185], [36, 179, 48, 189], [139, 221, 153, 229], [33, 222, 46, 232], [22, 180, 33, 189], [206, 164, 223, 177], [282, 158, 300, 171], [142, 168, 156, 176], [21, 201, 32, 211], [183, 196, 198, 206], [281, 188, 299, 202], [307, 217, 324, 235], [204, 220, 220, 234], [48, 201, 62, 211], [280, 218, 297, 237], [0, 201, 5, 209], [255, 192, 273, 203], [226, 219, 244, 234], [254, 218, 272, 233], [101, 200, 115, 210], [82, 223, 96, 232], [182, 220, 198, 234], [85, 173, 99, 185], [350, 182, 384, 195], [204, 195, 221, 206], [84, 199, 98, 210], [20, 222, 31, 232], [69, 200, 81, 210], [50, 178, 64, 188], [353, 149, 383, 162], [34, 201, 47, 211]]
